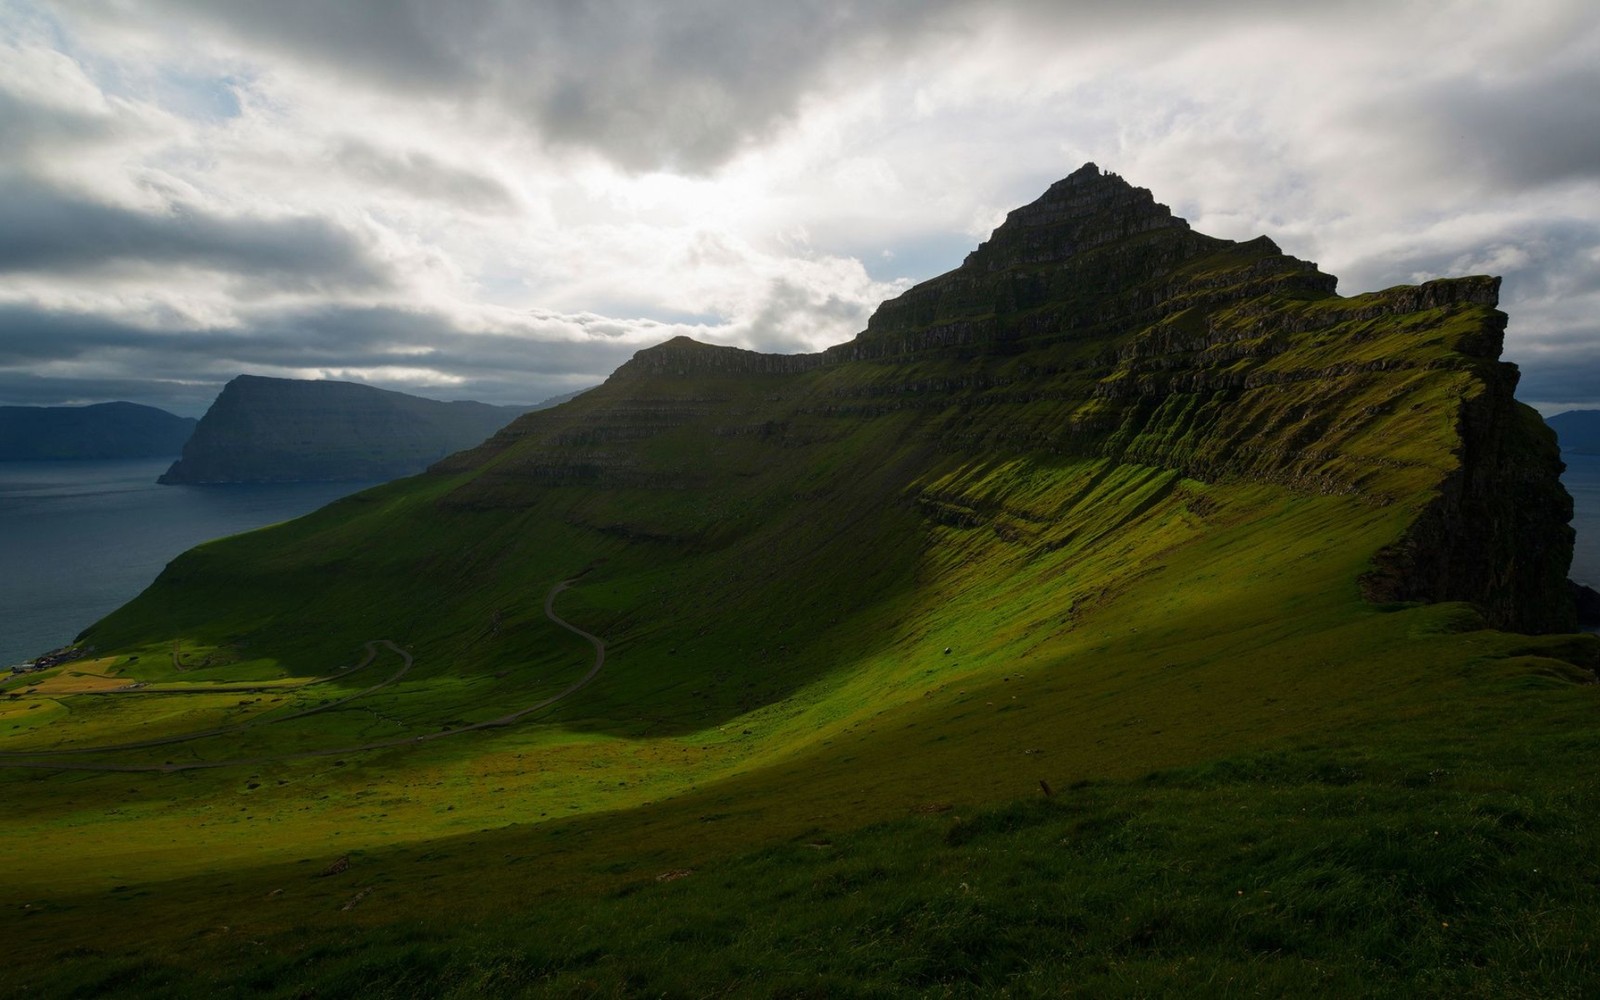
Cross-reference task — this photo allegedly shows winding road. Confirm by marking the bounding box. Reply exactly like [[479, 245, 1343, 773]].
[[0, 579, 604, 772]]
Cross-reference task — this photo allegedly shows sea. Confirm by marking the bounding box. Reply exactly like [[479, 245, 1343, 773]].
[[0, 458, 378, 667], [1564, 453, 1600, 590], [2, 454, 1599, 668]]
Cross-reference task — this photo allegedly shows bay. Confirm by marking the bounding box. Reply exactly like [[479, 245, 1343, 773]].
[[0, 458, 377, 666]]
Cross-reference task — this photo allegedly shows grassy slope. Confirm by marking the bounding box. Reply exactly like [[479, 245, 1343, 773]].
[[5, 497, 1596, 996], [2, 227, 1596, 995]]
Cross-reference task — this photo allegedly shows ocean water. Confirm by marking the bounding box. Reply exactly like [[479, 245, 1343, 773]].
[[1563, 453, 1600, 589], [0, 458, 377, 666]]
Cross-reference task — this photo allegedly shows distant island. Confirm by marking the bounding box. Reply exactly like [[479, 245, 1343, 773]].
[[0, 401, 196, 460], [1546, 410, 1600, 455], [158, 375, 550, 484]]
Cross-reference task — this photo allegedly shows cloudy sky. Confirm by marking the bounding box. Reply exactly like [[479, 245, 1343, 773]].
[[1, 0, 1597, 415]]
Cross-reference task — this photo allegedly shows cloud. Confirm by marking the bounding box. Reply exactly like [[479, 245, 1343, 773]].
[[1515, 360, 1600, 416], [0, 177, 392, 292], [735, 273, 897, 354], [332, 139, 514, 212], [86, 0, 967, 173], [1401, 68, 1600, 192], [0, 85, 119, 157], [1327, 61, 1600, 201]]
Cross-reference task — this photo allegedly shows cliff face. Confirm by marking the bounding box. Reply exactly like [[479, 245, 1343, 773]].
[[159, 376, 531, 484], [1363, 356, 1574, 633], [0, 402, 195, 460], [445, 164, 1574, 633]]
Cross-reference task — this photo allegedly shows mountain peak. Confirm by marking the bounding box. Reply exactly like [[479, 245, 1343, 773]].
[[614, 334, 822, 379], [961, 162, 1187, 272], [841, 164, 1337, 358]]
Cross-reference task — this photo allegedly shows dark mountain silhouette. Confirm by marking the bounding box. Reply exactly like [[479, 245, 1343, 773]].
[[158, 375, 538, 484], [0, 401, 196, 460]]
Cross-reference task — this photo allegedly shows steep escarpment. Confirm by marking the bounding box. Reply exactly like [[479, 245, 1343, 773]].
[[1363, 348, 1574, 632], [159, 375, 532, 484], [0, 402, 195, 460], [439, 164, 1571, 632]]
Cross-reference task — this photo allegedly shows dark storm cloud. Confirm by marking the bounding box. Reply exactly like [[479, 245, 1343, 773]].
[[1371, 66, 1600, 192], [116, 0, 964, 172], [1516, 359, 1600, 411], [0, 306, 144, 364], [0, 177, 392, 291]]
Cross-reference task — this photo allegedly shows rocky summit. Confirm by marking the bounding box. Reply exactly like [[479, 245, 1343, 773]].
[[8, 166, 1596, 997]]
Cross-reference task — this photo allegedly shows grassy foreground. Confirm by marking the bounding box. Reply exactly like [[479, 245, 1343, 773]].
[[2, 466, 1597, 996]]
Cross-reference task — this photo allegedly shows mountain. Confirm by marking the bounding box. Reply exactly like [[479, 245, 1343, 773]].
[[157, 375, 535, 483], [428, 162, 1569, 632], [0, 401, 196, 460], [9, 166, 1596, 995], [1546, 408, 1600, 454]]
